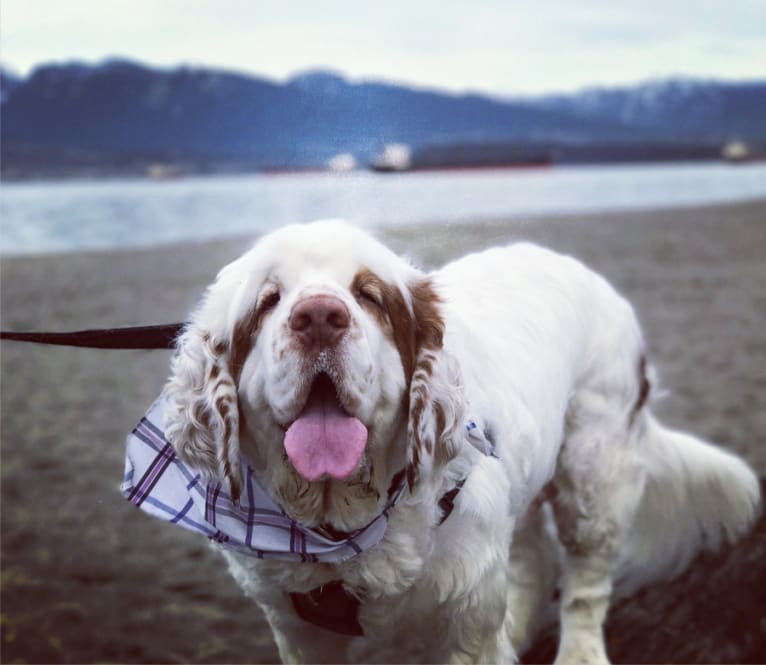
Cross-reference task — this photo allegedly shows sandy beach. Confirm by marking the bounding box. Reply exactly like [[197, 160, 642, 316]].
[[2, 199, 765, 663]]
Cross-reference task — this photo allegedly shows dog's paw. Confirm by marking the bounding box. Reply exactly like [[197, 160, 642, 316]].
[[553, 630, 610, 665]]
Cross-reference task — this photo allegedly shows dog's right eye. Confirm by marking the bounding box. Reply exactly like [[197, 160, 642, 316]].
[[260, 291, 281, 312]]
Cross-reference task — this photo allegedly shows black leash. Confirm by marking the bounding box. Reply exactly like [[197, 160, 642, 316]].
[[0, 323, 184, 350]]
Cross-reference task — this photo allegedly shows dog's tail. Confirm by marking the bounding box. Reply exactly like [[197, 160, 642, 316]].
[[614, 412, 761, 597]]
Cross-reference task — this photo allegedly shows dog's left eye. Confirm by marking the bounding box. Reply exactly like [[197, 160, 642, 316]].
[[357, 287, 382, 308]]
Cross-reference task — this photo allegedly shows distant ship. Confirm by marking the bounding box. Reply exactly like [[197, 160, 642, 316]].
[[371, 142, 552, 173], [370, 144, 413, 172], [721, 140, 752, 163]]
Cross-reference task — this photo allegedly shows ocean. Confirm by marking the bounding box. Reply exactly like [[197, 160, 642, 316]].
[[2, 161, 766, 255]]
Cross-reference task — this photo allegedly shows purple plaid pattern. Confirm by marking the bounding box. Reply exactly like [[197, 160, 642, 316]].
[[122, 396, 405, 563]]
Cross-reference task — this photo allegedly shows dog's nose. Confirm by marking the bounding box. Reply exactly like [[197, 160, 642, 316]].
[[289, 295, 350, 348]]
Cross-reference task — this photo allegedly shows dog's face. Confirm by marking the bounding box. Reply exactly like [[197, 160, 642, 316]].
[[165, 221, 462, 531]]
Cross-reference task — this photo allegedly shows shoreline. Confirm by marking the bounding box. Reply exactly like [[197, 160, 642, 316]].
[[2, 196, 766, 264]]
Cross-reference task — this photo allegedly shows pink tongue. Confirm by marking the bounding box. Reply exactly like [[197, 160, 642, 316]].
[[284, 377, 368, 482]]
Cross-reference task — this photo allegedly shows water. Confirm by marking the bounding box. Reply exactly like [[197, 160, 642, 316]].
[[2, 162, 766, 256]]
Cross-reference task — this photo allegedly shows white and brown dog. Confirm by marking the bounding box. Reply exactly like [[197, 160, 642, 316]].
[[155, 220, 759, 663]]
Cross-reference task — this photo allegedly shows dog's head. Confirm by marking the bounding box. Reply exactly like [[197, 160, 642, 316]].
[[164, 221, 463, 530]]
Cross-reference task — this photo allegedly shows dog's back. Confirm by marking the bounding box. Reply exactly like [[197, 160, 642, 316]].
[[437, 241, 760, 661]]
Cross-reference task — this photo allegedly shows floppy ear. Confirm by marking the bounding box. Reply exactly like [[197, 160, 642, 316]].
[[164, 322, 244, 501], [405, 278, 464, 490]]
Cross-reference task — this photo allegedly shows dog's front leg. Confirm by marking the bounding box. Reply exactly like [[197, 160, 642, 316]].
[[440, 559, 516, 664]]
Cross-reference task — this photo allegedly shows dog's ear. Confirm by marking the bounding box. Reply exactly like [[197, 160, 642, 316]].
[[164, 252, 266, 502], [164, 322, 243, 501], [405, 278, 464, 490]]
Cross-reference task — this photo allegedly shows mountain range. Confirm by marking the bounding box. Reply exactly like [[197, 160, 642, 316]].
[[1, 58, 764, 177]]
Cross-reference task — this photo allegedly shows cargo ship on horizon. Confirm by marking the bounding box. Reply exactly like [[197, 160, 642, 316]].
[[370, 142, 553, 173]]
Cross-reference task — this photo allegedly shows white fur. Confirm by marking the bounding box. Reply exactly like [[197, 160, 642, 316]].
[[164, 221, 760, 664]]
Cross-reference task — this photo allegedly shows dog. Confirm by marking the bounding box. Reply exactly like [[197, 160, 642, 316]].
[[125, 220, 760, 663]]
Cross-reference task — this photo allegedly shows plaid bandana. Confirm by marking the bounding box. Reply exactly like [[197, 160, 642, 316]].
[[121, 396, 406, 563], [122, 397, 497, 563]]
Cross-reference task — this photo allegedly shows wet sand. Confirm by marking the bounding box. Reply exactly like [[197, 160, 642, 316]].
[[2, 199, 765, 663]]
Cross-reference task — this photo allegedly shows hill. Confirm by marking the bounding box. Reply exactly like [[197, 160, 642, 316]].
[[1, 59, 764, 177]]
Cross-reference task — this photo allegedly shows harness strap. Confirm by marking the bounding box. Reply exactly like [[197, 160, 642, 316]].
[[290, 581, 363, 637], [0, 323, 184, 349], [438, 478, 466, 525]]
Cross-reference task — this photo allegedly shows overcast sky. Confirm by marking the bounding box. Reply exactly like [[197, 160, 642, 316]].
[[2, 0, 765, 96]]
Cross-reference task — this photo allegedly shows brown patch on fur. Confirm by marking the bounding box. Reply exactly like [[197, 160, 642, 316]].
[[222, 417, 233, 453], [229, 305, 259, 382], [229, 286, 283, 381], [406, 279, 449, 487], [224, 421, 235, 450], [202, 332, 225, 357], [407, 449, 420, 489], [406, 388, 429, 489], [219, 399, 239, 499], [409, 279, 445, 352], [215, 396, 231, 417], [432, 401, 449, 463], [352, 269, 451, 487], [350, 269, 444, 385], [527, 482, 557, 515], [410, 394, 425, 413], [211, 377, 230, 394], [224, 456, 241, 501], [192, 402, 211, 432], [630, 353, 651, 425], [415, 357, 433, 378], [217, 286, 284, 502], [352, 269, 417, 381], [197, 329, 246, 501], [351, 270, 388, 322], [385, 287, 419, 382]]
